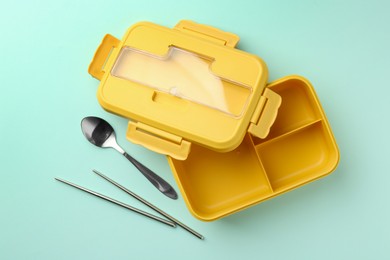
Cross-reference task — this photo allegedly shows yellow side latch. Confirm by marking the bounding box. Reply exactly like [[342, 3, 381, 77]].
[[127, 122, 191, 160], [88, 34, 120, 80], [248, 88, 282, 139], [174, 20, 239, 47]]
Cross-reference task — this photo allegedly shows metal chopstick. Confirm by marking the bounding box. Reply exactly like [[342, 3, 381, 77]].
[[92, 169, 204, 240], [54, 178, 176, 227]]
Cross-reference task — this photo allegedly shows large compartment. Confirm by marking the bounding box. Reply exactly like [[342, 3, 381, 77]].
[[168, 76, 339, 221], [170, 134, 273, 220]]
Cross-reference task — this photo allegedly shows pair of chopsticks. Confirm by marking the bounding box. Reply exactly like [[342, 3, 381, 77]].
[[55, 170, 204, 240]]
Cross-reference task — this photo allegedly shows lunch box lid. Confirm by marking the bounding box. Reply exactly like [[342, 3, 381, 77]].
[[89, 20, 281, 160]]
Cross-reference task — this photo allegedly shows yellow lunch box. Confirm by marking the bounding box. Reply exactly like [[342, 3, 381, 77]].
[[88, 20, 339, 221]]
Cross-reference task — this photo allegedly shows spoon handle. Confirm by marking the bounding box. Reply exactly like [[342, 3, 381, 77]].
[[123, 153, 178, 200]]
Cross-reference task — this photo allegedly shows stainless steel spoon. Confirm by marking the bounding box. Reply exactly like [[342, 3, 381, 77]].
[[81, 116, 178, 200]]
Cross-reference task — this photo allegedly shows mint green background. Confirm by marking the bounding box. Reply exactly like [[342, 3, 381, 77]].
[[1, 0, 389, 259]]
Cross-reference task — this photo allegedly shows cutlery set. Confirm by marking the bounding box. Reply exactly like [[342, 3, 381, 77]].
[[56, 116, 203, 239]]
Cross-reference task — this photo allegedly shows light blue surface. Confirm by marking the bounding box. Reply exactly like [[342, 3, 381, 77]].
[[1, 0, 389, 259]]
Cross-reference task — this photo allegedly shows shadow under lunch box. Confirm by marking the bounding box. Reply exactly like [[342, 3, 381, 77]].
[[88, 20, 339, 221]]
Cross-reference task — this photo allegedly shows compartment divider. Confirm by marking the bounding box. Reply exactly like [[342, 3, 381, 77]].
[[247, 134, 274, 193], [255, 119, 323, 148]]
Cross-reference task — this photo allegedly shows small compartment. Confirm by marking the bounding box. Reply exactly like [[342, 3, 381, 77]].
[[169, 134, 273, 221], [253, 78, 323, 144], [255, 121, 338, 192]]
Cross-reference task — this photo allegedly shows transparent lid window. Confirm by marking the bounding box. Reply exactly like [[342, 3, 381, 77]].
[[111, 47, 252, 117]]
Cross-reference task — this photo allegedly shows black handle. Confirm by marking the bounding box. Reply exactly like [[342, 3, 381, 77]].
[[123, 153, 178, 200]]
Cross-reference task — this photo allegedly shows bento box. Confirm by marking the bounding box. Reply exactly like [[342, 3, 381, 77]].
[[88, 20, 339, 221]]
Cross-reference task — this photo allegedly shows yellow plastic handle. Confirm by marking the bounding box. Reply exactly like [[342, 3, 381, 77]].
[[126, 122, 191, 160], [88, 34, 120, 80]]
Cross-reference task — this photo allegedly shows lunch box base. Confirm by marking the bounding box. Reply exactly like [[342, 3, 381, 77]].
[[168, 76, 339, 221]]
